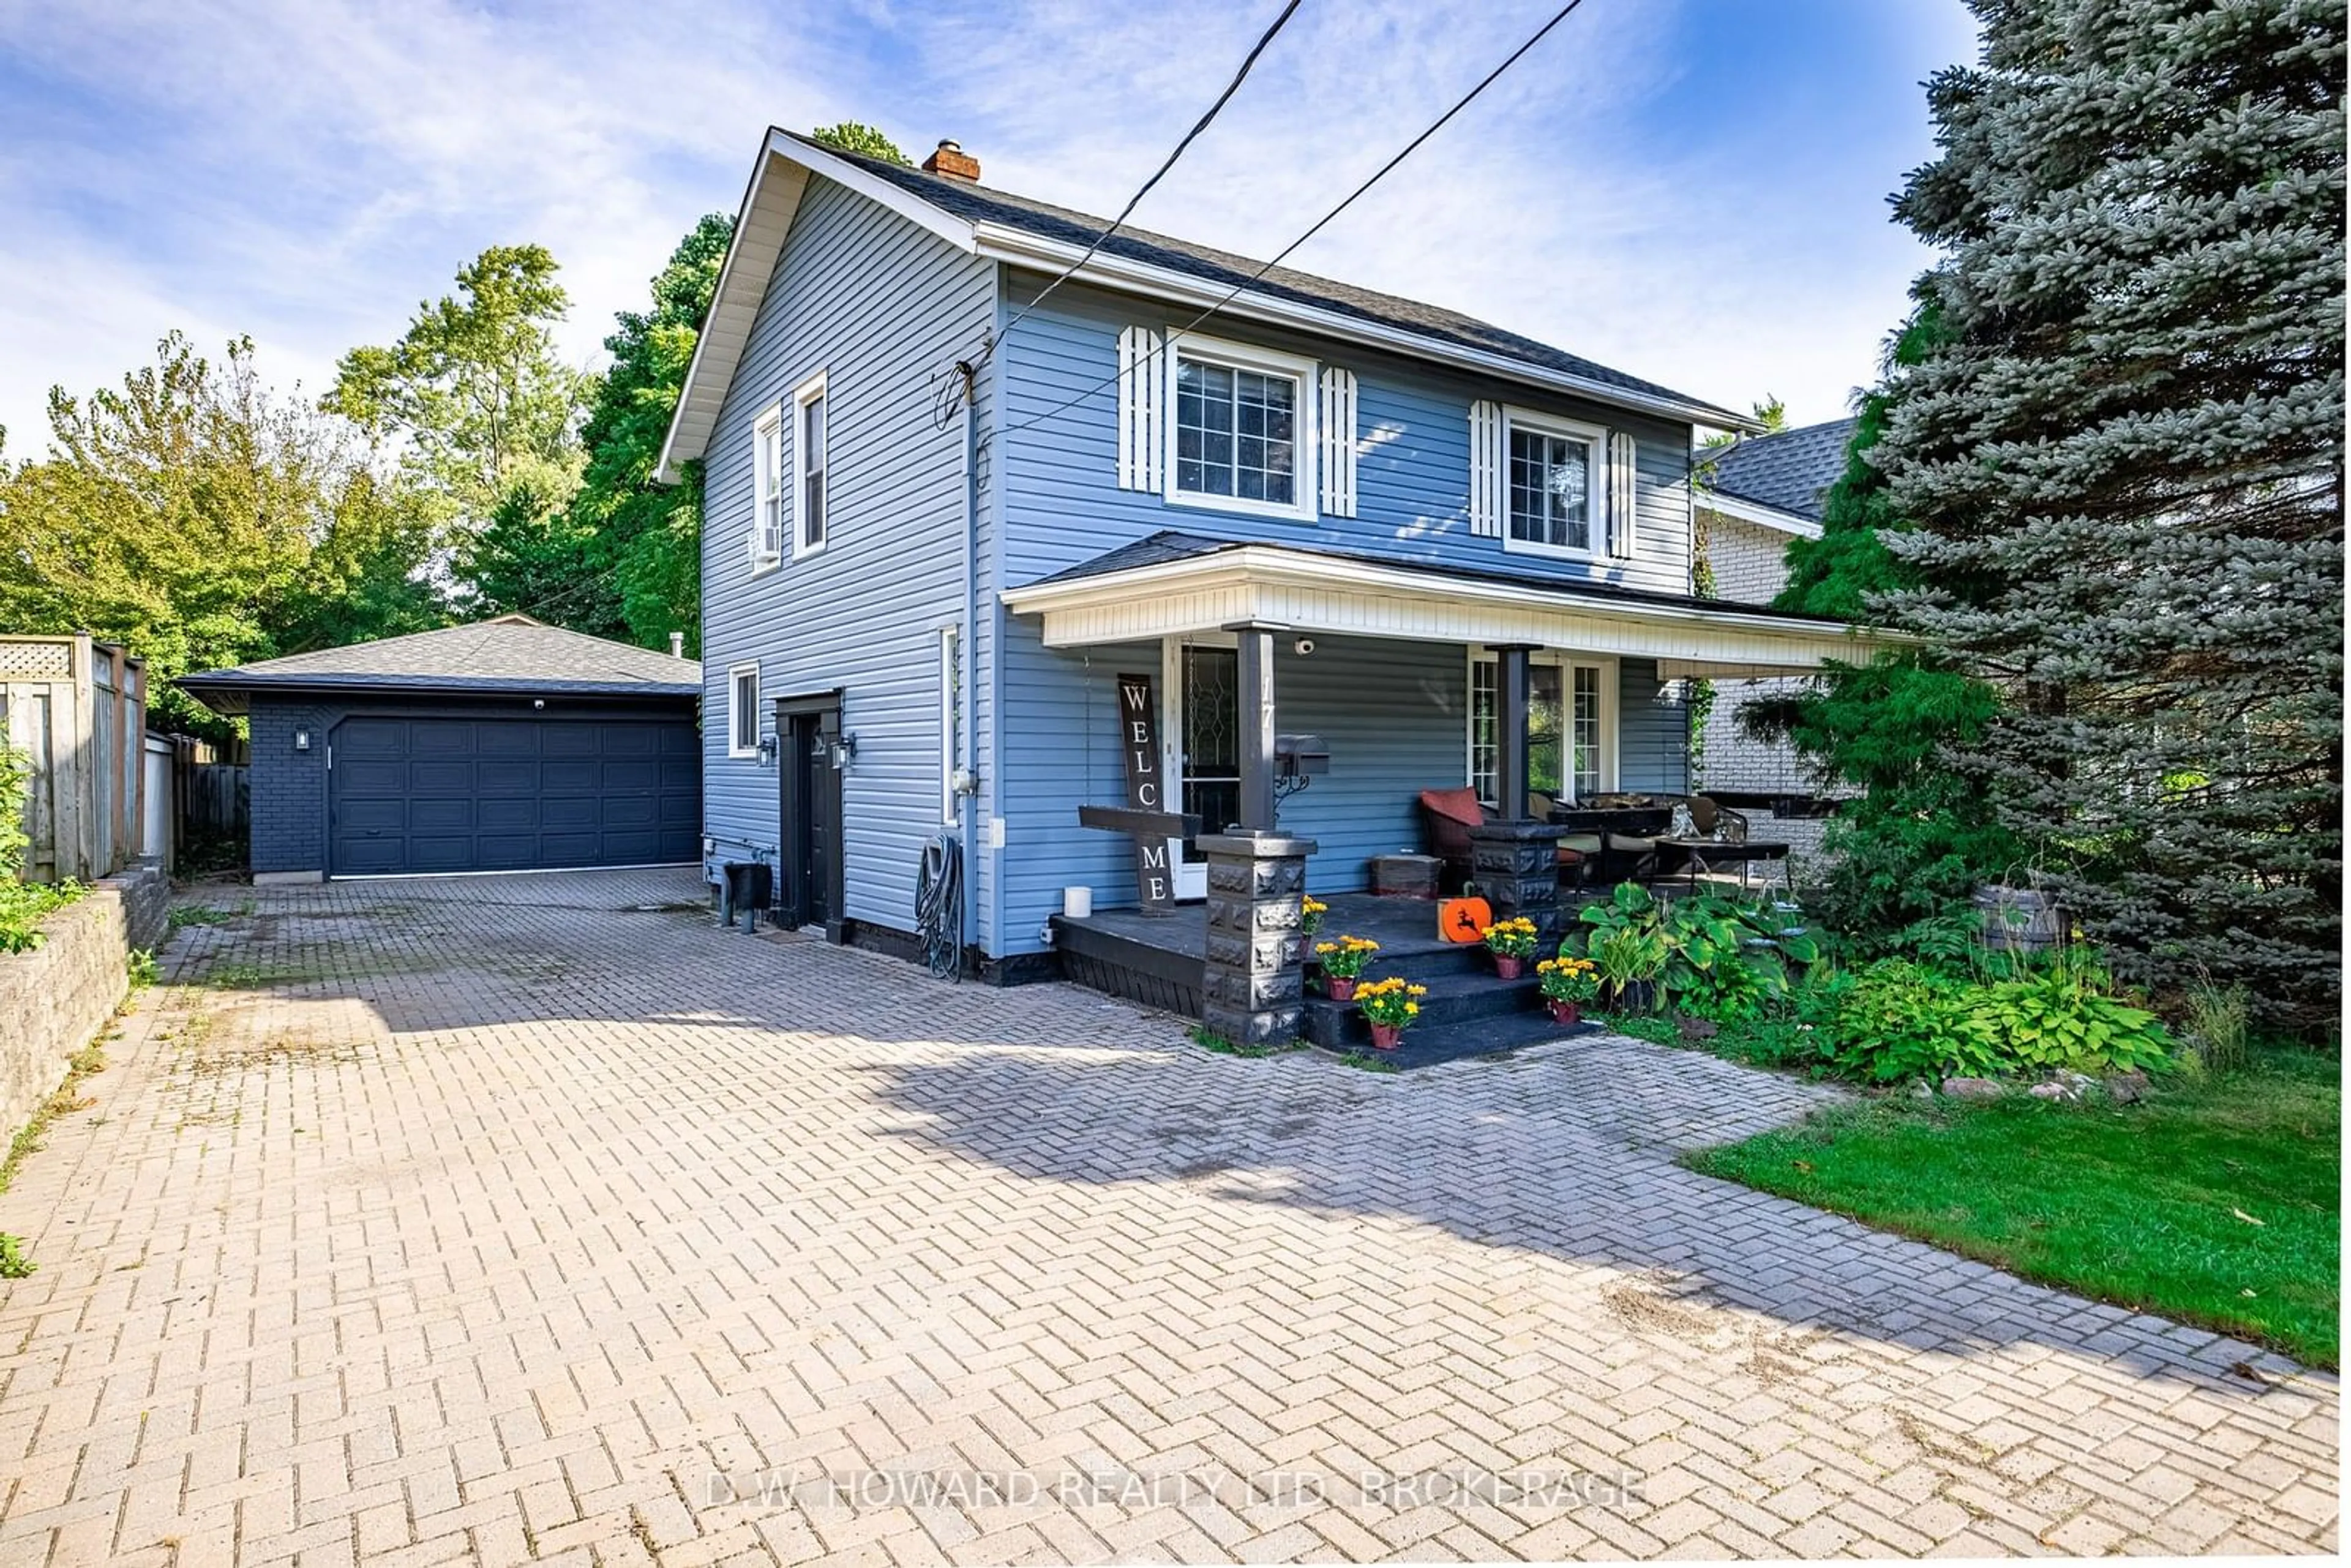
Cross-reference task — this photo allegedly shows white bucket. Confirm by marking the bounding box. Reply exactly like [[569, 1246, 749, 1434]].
[[1062, 886, 1094, 919]]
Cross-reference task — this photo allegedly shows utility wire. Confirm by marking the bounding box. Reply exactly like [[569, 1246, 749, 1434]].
[[1003, 0, 1590, 441], [989, 0, 1305, 354]]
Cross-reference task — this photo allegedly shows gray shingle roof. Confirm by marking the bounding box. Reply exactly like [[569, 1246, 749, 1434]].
[[178, 616, 700, 708], [1033, 529, 1848, 626], [788, 132, 1744, 426], [1693, 418, 1856, 521]]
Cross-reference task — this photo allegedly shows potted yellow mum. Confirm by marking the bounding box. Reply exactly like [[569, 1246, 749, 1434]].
[[1480, 917, 1540, 980], [1313, 935, 1379, 1001], [1354, 976, 1426, 1051], [1536, 955, 1600, 1025]]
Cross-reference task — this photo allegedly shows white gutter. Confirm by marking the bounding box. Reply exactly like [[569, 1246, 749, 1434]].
[[1694, 488, 1825, 539]]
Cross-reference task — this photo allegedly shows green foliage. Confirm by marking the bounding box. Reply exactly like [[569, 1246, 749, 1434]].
[[0, 334, 443, 736], [1572, 883, 1820, 1022], [1815, 961, 1995, 1082], [126, 948, 158, 988], [1686, 1053, 2341, 1367], [1, 754, 81, 951], [0, 880, 80, 955], [0, 747, 29, 879], [1807, 956, 2175, 1084], [563, 214, 733, 653], [167, 904, 238, 931], [328, 244, 587, 539], [2181, 981, 2254, 1075], [811, 122, 911, 165], [1827, 0, 2344, 1023], [0, 1232, 31, 1279]]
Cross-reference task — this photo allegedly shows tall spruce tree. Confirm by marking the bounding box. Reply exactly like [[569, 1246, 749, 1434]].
[[1867, 0, 2344, 1019]]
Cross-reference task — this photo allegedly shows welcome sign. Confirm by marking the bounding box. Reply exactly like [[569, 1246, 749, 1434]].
[[1116, 672, 1177, 910]]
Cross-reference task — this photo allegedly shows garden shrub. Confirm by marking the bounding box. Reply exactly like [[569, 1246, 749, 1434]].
[[1801, 956, 2175, 1084], [0, 746, 83, 953]]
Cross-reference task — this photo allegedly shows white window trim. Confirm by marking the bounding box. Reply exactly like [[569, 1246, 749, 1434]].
[[1162, 331, 1319, 523], [727, 662, 762, 759], [750, 403, 785, 573], [1499, 405, 1608, 563], [1463, 648, 1619, 806], [938, 625, 961, 827], [792, 370, 828, 559]]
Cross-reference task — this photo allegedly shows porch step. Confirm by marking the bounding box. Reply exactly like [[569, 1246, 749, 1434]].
[[1307, 1005, 1597, 1069], [1301, 967, 1554, 1048]]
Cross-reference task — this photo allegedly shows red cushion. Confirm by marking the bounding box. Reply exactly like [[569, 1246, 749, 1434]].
[[1419, 787, 1486, 828]]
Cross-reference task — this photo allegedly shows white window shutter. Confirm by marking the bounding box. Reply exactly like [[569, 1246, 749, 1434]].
[[1116, 325, 1163, 491], [1318, 367, 1357, 517], [1608, 430, 1639, 557], [1468, 399, 1504, 537]]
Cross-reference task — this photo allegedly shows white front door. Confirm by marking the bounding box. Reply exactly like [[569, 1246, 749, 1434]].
[[1161, 636, 1240, 901]]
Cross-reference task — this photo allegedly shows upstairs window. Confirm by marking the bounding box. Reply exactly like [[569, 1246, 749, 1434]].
[[1505, 413, 1603, 557], [1166, 334, 1316, 520], [793, 372, 828, 557], [751, 406, 784, 566]]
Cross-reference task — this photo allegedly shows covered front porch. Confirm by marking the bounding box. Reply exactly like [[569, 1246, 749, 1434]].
[[1000, 530, 1878, 1044]]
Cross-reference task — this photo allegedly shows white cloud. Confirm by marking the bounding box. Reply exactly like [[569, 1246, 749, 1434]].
[[0, 0, 1975, 452]]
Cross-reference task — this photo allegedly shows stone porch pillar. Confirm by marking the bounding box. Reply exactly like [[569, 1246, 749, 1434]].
[[1199, 830, 1317, 1046]]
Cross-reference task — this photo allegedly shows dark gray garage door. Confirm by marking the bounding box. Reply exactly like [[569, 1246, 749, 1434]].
[[329, 715, 699, 876]]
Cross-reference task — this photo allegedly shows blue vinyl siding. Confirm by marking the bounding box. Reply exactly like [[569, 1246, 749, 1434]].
[[698, 176, 993, 933], [1618, 658, 1691, 795], [997, 276, 1695, 596]]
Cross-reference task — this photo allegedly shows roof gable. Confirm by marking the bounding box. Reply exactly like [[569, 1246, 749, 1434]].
[[657, 129, 1752, 480], [1695, 418, 1857, 527]]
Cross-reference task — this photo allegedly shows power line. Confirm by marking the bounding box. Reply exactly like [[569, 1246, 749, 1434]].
[[1003, 0, 1591, 441], [991, 0, 1305, 353]]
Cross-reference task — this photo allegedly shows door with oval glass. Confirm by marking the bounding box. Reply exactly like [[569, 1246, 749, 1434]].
[[1161, 635, 1240, 900]]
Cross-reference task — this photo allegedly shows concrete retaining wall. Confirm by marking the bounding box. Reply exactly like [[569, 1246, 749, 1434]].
[[0, 860, 169, 1146]]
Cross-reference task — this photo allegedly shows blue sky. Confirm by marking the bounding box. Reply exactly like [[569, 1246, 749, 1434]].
[[0, 0, 1980, 454]]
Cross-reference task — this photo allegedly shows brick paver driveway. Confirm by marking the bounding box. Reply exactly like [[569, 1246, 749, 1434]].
[[0, 869, 2335, 1565]]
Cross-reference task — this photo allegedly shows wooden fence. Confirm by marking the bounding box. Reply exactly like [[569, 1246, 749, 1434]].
[[0, 634, 151, 882], [170, 735, 250, 840]]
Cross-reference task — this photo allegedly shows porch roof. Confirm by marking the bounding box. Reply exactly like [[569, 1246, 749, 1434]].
[[1000, 531, 1888, 678]]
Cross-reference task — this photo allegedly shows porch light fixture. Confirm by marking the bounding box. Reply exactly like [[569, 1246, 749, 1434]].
[[756, 734, 781, 767], [829, 732, 859, 770], [293, 728, 311, 752]]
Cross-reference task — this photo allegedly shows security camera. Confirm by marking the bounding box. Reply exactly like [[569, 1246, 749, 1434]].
[[1294, 637, 1316, 656]]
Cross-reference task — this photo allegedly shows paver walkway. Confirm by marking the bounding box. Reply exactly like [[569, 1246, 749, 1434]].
[[0, 869, 2334, 1565]]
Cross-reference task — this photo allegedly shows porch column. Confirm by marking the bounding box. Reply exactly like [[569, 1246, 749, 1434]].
[[1469, 643, 1567, 936], [1199, 830, 1317, 1046], [1228, 621, 1283, 832], [1494, 642, 1535, 822]]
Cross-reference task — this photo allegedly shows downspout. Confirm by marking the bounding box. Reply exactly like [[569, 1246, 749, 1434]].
[[959, 353, 981, 977]]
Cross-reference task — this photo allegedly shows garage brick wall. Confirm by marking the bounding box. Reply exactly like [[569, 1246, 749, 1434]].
[[249, 700, 332, 874]]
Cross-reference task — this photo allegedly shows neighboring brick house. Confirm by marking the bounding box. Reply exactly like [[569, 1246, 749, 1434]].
[[1690, 419, 1857, 860]]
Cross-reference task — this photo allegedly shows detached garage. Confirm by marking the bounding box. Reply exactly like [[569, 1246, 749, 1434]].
[[180, 616, 700, 883]]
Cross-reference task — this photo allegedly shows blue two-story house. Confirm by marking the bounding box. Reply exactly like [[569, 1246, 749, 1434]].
[[658, 130, 1867, 989]]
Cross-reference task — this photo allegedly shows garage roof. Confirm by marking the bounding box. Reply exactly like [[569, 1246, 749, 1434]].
[[178, 615, 701, 716]]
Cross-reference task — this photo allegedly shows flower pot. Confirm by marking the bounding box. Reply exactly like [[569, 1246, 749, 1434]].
[[1547, 999, 1580, 1026], [1492, 955, 1525, 980], [1367, 1021, 1404, 1051], [1326, 975, 1357, 1002]]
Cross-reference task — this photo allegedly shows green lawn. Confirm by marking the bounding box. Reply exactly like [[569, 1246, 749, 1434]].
[[1682, 1053, 2341, 1368]]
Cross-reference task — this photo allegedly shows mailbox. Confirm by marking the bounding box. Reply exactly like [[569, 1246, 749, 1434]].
[[1275, 733, 1330, 779]]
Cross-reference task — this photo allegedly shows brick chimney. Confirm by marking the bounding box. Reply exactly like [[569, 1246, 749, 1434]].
[[922, 139, 981, 182]]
